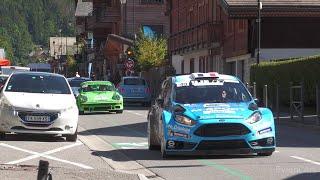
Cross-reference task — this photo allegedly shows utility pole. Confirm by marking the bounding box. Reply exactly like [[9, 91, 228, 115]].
[[257, 0, 262, 64]]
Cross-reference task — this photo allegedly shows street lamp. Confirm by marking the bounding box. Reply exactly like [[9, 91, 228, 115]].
[[120, 0, 127, 36], [257, 0, 262, 64]]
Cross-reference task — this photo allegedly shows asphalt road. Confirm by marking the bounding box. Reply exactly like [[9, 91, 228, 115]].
[[2, 105, 320, 180], [77, 105, 320, 180]]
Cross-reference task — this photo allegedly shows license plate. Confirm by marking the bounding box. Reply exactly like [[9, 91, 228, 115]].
[[25, 116, 50, 122]]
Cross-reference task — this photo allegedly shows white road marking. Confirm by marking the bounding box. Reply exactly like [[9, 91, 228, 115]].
[[275, 150, 280, 153], [126, 110, 146, 117], [113, 142, 148, 149], [291, 156, 320, 166], [0, 141, 93, 169]]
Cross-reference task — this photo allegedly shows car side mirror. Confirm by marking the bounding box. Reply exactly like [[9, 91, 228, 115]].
[[156, 98, 164, 107]]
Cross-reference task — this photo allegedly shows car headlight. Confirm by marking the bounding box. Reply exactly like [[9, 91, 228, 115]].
[[174, 115, 196, 126], [112, 94, 121, 100], [79, 95, 87, 102], [246, 112, 262, 124]]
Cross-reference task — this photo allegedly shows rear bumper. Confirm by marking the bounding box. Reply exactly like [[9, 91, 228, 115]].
[[123, 97, 151, 103]]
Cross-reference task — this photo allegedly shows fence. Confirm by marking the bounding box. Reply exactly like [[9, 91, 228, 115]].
[[247, 82, 320, 125]]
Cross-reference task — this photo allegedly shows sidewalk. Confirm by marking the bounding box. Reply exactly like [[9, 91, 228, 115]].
[[0, 164, 140, 180]]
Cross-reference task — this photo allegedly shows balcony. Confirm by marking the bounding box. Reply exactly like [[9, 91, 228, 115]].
[[169, 22, 223, 54], [87, 4, 120, 29]]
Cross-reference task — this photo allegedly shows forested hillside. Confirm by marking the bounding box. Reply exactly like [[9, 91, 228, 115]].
[[0, 0, 75, 65]]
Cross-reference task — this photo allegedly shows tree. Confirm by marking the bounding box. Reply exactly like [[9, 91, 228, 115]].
[[0, 35, 14, 61], [66, 55, 77, 76], [133, 32, 167, 71]]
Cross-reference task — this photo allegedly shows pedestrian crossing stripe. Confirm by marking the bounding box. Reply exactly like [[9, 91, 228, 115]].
[[112, 142, 148, 149]]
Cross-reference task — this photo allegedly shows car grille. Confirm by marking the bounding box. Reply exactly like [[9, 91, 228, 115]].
[[194, 123, 251, 137], [196, 140, 250, 150], [18, 111, 59, 127]]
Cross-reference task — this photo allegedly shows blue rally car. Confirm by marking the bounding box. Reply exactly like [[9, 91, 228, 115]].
[[147, 72, 275, 158]]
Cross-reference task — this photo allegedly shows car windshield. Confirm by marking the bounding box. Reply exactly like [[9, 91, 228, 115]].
[[82, 84, 115, 92], [69, 79, 90, 87], [174, 82, 252, 104], [5, 74, 71, 94], [124, 78, 146, 85]]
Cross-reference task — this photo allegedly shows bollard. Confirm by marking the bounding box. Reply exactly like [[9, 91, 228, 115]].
[[276, 84, 280, 123], [37, 160, 50, 180], [264, 85, 268, 108]]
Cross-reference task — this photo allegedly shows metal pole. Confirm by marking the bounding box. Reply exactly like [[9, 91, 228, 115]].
[[317, 82, 320, 125], [253, 82, 257, 98], [301, 81, 304, 123], [276, 84, 280, 123], [290, 82, 293, 121], [264, 84, 268, 107], [37, 160, 49, 180], [257, 0, 261, 64]]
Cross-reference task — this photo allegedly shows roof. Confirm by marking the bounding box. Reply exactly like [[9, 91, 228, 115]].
[[174, 73, 239, 83], [75, 0, 93, 17], [13, 71, 64, 78], [81, 81, 113, 85], [221, 0, 320, 18]]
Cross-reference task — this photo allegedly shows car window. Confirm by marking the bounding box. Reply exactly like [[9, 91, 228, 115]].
[[82, 84, 115, 92], [69, 80, 89, 87], [123, 78, 146, 85], [174, 82, 251, 104], [5, 74, 71, 94]]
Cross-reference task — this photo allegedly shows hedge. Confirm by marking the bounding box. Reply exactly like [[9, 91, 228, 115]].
[[250, 55, 320, 106]]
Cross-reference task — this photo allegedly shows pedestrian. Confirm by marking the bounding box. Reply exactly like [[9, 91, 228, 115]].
[[75, 72, 80, 77]]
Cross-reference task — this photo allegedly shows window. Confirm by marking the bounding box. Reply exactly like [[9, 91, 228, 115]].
[[190, 59, 195, 73], [181, 60, 184, 74], [141, 0, 164, 5], [123, 78, 146, 85], [142, 25, 164, 38], [6, 74, 71, 94]]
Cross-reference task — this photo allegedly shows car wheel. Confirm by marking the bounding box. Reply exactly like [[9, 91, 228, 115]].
[[148, 120, 160, 150], [66, 130, 77, 142], [258, 152, 273, 156], [116, 110, 123, 114], [0, 132, 6, 140]]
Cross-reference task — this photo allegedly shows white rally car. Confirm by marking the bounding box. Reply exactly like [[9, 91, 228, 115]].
[[0, 72, 79, 141]]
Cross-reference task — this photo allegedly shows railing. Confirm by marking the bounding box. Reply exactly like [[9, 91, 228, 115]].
[[169, 21, 223, 52]]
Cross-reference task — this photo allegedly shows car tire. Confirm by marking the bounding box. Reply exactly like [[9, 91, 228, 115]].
[[66, 130, 77, 142], [148, 120, 160, 150], [161, 139, 168, 159], [116, 110, 123, 114], [258, 152, 273, 156]]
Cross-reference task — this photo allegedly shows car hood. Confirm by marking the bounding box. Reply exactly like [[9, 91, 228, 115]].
[[80, 91, 116, 102], [181, 102, 254, 120], [4, 92, 76, 111]]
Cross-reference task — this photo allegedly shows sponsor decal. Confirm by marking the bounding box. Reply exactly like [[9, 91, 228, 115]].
[[167, 124, 191, 134]]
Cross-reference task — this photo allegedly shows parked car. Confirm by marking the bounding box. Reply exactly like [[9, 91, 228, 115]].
[[117, 76, 151, 106], [147, 72, 276, 158], [76, 81, 123, 114], [67, 77, 91, 97], [0, 72, 78, 141]]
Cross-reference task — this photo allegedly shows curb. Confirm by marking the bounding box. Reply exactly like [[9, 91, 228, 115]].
[[77, 126, 163, 180]]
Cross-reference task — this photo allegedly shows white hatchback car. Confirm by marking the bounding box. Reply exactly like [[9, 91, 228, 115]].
[[0, 72, 79, 141]]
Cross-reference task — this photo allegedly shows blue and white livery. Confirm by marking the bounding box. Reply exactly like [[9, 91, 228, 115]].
[[147, 72, 275, 158]]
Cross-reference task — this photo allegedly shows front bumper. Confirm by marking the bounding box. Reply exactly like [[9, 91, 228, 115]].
[[163, 121, 276, 155], [0, 107, 78, 135], [79, 102, 123, 112]]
